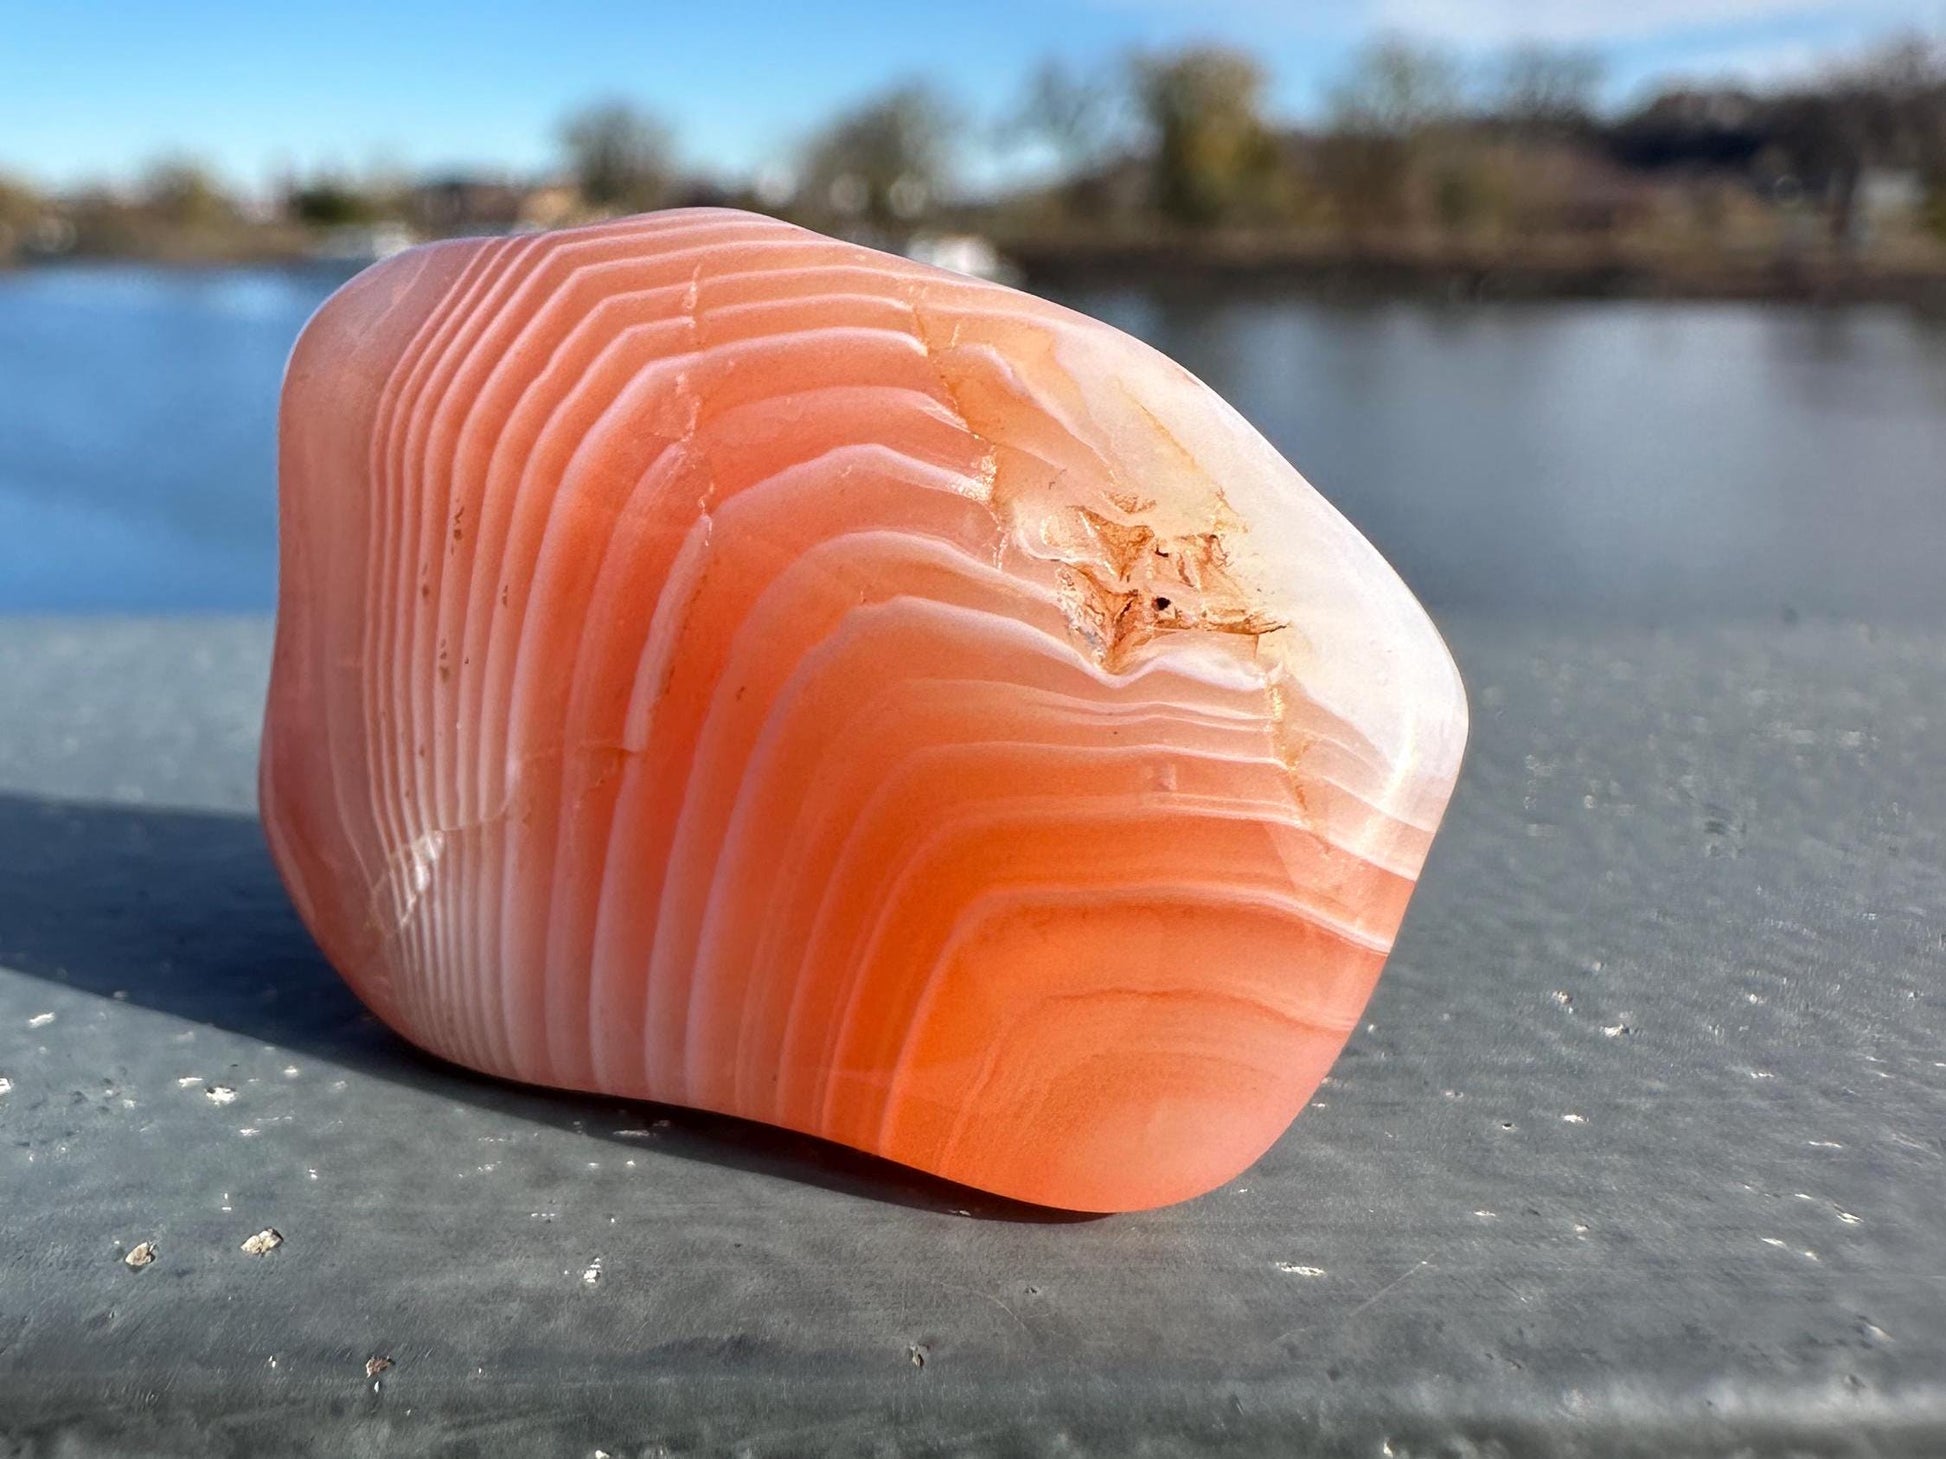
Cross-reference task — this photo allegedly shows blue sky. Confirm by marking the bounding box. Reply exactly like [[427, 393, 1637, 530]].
[[3, 0, 1940, 190]]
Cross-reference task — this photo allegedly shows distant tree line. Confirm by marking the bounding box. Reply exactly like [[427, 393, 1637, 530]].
[[2, 30, 1942, 267], [999, 33, 1946, 252]]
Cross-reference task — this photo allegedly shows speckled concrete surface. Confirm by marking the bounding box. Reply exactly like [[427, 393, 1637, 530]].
[[1, 617, 1942, 1457]]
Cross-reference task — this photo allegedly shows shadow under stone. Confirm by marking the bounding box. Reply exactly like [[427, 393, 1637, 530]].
[[0, 791, 1095, 1223]]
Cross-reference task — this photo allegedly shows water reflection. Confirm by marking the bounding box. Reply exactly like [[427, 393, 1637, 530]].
[[4, 263, 1945, 620], [0, 264, 350, 612]]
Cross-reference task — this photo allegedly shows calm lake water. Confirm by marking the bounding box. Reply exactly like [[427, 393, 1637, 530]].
[[3, 262, 1944, 619]]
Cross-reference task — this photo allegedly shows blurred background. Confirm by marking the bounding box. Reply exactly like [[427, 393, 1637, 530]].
[[3, 0, 1945, 619]]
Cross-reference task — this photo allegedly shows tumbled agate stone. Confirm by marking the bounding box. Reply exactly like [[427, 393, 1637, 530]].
[[260, 210, 1467, 1211]]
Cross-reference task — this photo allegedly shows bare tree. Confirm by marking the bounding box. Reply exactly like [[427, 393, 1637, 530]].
[[1005, 58, 1134, 220], [1132, 47, 1284, 227], [800, 82, 957, 229], [0, 174, 43, 260], [560, 101, 672, 214], [1842, 33, 1946, 174], [1491, 44, 1605, 135], [140, 157, 233, 229], [1328, 36, 1463, 139], [1319, 37, 1462, 232], [1010, 59, 1126, 175], [0, 174, 42, 230], [1772, 34, 1946, 248]]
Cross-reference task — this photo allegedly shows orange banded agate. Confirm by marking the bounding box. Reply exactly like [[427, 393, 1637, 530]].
[[259, 210, 1467, 1211]]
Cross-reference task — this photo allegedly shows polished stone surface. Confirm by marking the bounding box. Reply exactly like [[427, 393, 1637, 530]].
[[263, 213, 1466, 1211], [1, 617, 1942, 1455]]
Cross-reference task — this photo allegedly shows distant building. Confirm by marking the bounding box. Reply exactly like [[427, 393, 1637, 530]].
[[1610, 89, 1771, 173], [1860, 167, 1925, 223]]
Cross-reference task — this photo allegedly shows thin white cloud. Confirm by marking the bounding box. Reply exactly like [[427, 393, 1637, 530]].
[[1643, 34, 1835, 85], [1373, 0, 1863, 44], [1090, 0, 1938, 45]]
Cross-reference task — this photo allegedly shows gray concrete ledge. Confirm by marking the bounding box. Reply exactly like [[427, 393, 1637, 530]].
[[1, 617, 1942, 1457]]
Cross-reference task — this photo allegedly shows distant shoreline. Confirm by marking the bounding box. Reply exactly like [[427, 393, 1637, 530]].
[[9, 236, 1946, 307], [1008, 236, 1946, 306]]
